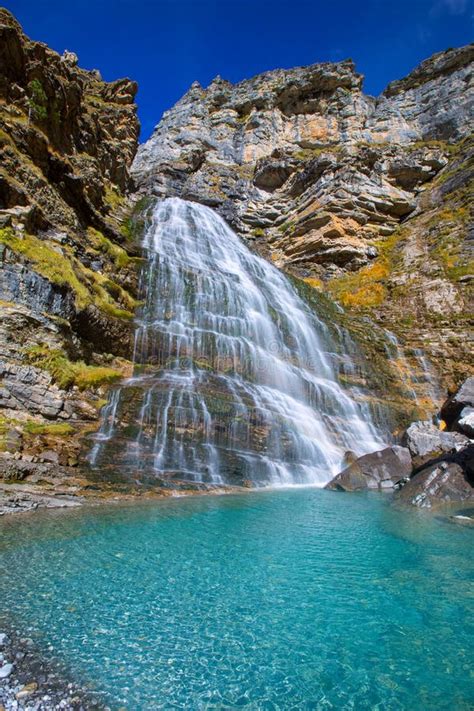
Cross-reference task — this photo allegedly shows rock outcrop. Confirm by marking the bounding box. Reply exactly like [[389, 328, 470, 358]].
[[0, 9, 141, 475], [440, 376, 474, 430], [133, 43, 473, 398]]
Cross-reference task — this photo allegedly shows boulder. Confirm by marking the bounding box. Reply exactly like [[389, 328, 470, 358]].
[[395, 463, 472, 509], [440, 377, 474, 429], [395, 443, 473, 508], [458, 407, 474, 438], [325, 446, 412, 492], [403, 420, 469, 468]]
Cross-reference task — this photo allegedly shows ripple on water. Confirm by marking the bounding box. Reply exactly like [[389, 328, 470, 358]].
[[0, 489, 473, 710]]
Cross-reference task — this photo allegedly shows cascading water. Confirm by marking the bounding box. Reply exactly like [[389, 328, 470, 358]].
[[89, 198, 383, 486]]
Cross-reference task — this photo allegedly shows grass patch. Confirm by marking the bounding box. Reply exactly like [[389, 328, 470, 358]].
[[103, 184, 125, 211], [120, 196, 154, 243], [87, 227, 131, 268], [25, 345, 123, 391], [327, 259, 390, 309], [326, 230, 403, 310], [24, 422, 75, 436]]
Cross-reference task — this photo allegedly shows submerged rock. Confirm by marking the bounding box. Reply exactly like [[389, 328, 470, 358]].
[[325, 446, 412, 491]]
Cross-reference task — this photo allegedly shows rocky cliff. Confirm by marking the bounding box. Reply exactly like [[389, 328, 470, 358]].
[[0, 8, 142, 491], [133, 44, 473, 409]]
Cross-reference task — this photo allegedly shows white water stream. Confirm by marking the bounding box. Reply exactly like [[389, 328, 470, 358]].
[[89, 198, 383, 486]]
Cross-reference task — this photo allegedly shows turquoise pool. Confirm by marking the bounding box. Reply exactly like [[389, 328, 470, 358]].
[[0, 490, 472, 709]]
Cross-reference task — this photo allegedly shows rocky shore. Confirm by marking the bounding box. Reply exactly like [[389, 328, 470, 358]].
[[0, 626, 104, 710]]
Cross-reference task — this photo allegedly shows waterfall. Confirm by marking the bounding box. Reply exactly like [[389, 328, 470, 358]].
[[89, 198, 383, 487]]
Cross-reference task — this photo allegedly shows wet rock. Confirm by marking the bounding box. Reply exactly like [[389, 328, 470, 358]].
[[403, 420, 469, 468], [325, 446, 412, 491], [395, 440, 473, 508]]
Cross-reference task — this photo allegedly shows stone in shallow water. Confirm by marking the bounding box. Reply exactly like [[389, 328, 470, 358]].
[[325, 446, 412, 491], [458, 407, 474, 438]]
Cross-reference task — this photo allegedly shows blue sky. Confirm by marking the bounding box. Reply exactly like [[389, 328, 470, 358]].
[[5, 0, 473, 141]]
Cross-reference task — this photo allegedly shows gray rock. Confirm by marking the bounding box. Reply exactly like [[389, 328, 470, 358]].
[[458, 407, 474, 438], [404, 420, 469, 468], [325, 446, 412, 491], [131, 44, 472, 278], [395, 461, 472, 509], [40, 450, 60, 464]]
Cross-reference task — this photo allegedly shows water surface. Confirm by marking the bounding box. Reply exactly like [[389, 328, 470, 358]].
[[0, 490, 472, 709]]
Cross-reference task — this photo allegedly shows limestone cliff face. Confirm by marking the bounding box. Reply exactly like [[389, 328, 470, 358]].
[[133, 44, 473, 396], [0, 9, 142, 475]]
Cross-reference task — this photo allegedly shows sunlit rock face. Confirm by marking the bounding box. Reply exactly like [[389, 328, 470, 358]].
[[133, 44, 473, 393], [132, 45, 473, 275]]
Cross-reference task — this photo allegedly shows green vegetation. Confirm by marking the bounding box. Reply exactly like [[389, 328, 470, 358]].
[[251, 228, 265, 238], [427, 190, 471, 280], [292, 145, 342, 160], [277, 220, 296, 235], [104, 184, 125, 211], [87, 227, 131, 268], [25, 345, 123, 391], [0, 227, 90, 307], [27, 79, 48, 121], [24, 421, 75, 436], [120, 196, 154, 243]]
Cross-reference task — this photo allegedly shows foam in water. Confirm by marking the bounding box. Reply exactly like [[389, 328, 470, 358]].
[[89, 198, 383, 486]]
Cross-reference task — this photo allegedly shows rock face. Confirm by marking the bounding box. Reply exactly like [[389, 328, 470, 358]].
[[325, 446, 412, 491], [0, 10, 141, 478], [133, 43, 473, 396]]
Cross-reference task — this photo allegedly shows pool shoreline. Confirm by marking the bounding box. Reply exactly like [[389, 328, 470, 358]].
[[0, 622, 105, 711]]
